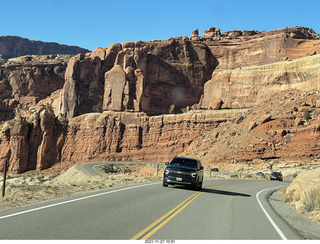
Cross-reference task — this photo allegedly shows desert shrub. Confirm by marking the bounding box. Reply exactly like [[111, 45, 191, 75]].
[[243, 174, 253, 179], [303, 188, 320, 212], [123, 167, 133, 174], [304, 111, 312, 122], [282, 188, 295, 204], [102, 164, 118, 173]]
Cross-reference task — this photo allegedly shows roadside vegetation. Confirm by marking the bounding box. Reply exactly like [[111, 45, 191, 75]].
[[303, 188, 320, 212], [282, 167, 320, 224], [1, 161, 319, 226], [0, 164, 162, 211]]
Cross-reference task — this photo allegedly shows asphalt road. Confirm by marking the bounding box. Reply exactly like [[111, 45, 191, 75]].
[[0, 179, 305, 240]]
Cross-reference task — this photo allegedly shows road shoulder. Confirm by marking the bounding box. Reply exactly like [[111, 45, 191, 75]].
[[269, 190, 320, 240]]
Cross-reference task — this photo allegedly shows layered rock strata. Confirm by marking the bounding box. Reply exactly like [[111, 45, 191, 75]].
[[0, 110, 238, 173], [200, 54, 320, 109], [1, 27, 320, 121], [1, 26, 320, 173], [183, 89, 320, 165], [0, 55, 70, 121], [60, 26, 320, 118]]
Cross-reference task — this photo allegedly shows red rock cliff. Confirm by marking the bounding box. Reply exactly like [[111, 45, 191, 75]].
[[1, 26, 320, 173]]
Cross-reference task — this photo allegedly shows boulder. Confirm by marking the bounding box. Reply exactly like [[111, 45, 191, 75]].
[[191, 29, 199, 37], [203, 27, 221, 38], [209, 98, 223, 110]]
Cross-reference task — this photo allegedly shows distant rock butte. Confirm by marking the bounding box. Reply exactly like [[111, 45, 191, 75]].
[[0, 36, 90, 59], [1, 26, 320, 173]]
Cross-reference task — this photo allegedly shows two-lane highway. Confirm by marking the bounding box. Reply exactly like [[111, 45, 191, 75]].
[[0, 179, 303, 240]]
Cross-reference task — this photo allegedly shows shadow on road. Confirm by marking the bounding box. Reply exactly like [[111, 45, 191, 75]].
[[201, 188, 251, 197], [169, 185, 251, 197]]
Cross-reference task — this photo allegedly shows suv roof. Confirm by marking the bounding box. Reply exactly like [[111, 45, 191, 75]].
[[170, 157, 199, 168]]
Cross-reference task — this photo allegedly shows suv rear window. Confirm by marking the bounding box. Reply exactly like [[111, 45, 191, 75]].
[[170, 158, 197, 168]]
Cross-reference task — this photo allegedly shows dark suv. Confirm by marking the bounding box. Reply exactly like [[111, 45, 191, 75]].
[[270, 172, 283, 181], [163, 157, 204, 190]]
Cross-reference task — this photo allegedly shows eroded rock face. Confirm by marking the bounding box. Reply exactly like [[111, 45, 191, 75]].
[[203, 27, 221, 38], [2, 26, 320, 121], [61, 37, 218, 117], [36, 108, 57, 170], [0, 116, 29, 172], [1, 26, 320, 173], [103, 65, 127, 111], [59, 26, 320, 118], [59, 111, 234, 164], [61, 53, 103, 119], [0, 107, 67, 173], [184, 90, 320, 166], [0, 110, 236, 172], [200, 54, 320, 109], [0, 56, 69, 121], [204, 26, 320, 70]]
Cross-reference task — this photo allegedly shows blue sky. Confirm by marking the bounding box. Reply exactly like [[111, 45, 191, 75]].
[[1, 0, 319, 51]]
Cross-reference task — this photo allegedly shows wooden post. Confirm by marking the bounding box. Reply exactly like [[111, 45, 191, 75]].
[[2, 158, 8, 198], [157, 164, 159, 177]]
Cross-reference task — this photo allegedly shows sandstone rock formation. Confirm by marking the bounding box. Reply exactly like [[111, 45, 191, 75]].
[[1, 26, 320, 173], [0, 115, 29, 172], [0, 107, 67, 173], [203, 27, 221, 38], [204, 26, 320, 70], [58, 26, 320, 118], [2, 27, 319, 120], [0, 55, 71, 121], [0, 109, 237, 173], [191, 29, 199, 38], [58, 110, 240, 164], [183, 89, 320, 166], [60, 37, 218, 117], [103, 65, 129, 111], [200, 54, 320, 109], [61, 53, 103, 119]]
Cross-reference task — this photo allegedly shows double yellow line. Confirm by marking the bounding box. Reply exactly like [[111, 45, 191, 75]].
[[130, 191, 203, 240], [130, 182, 250, 240]]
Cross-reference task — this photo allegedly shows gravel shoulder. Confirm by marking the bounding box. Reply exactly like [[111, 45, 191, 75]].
[[0, 163, 163, 211], [269, 190, 320, 240]]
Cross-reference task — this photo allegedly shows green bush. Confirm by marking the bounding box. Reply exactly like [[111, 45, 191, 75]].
[[304, 111, 312, 122]]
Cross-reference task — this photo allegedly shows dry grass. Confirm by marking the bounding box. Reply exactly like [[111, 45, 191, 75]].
[[0, 163, 264, 211], [303, 188, 320, 212], [282, 167, 320, 224], [0, 164, 162, 211]]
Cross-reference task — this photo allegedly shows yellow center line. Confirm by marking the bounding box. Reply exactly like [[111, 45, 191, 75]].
[[130, 191, 202, 240], [130, 182, 251, 240], [141, 192, 203, 240]]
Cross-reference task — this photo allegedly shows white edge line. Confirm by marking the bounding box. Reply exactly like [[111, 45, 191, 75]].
[[256, 186, 288, 240], [0, 182, 159, 220]]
